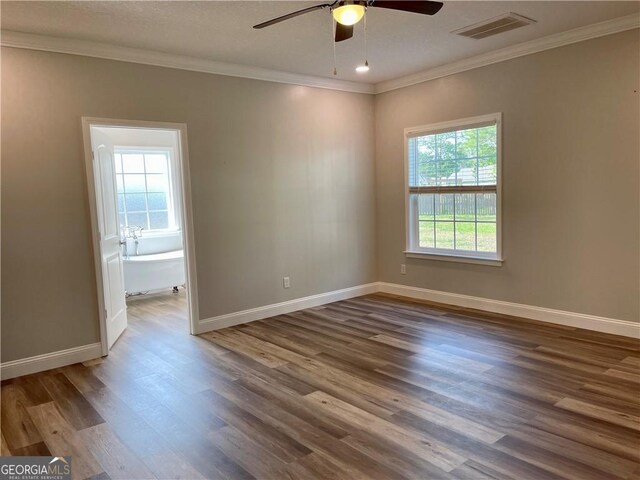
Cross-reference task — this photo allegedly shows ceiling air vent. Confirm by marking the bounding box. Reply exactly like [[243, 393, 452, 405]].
[[452, 13, 536, 40]]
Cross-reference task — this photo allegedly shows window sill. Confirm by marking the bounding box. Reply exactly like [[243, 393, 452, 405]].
[[404, 251, 503, 267]]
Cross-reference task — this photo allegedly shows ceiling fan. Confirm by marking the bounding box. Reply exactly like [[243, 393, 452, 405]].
[[253, 1, 444, 43]]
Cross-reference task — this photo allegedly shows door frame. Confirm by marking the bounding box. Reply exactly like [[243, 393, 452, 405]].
[[81, 117, 199, 356]]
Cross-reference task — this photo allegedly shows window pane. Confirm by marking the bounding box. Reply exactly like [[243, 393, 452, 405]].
[[457, 160, 479, 186], [125, 193, 146, 212], [127, 212, 148, 229], [456, 127, 477, 160], [435, 222, 454, 249], [413, 136, 436, 186], [441, 160, 457, 185], [147, 192, 168, 211], [116, 175, 124, 193], [437, 131, 456, 161], [476, 193, 496, 222], [455, 222, 476, 251], [417, 194, 434, 220], [114, 153, 123, 174], [421, 160, 437, 186], [417, 138, 435, 183], [455, 193, 475, 222], [118, 213, 125, 229], [419, 221, 435, 248], [477, 223, 497, 252], [416, 136, 436, 162], [146, 174, 169, 193], [123, 174, 146, 193], [477, 126, 497, 157], [117, 194, 125, 213], [435, 194, 454, 222], [477, 163, 497, 185], [122, 154, 145, 173], [149, 211, 169, 230], [145, 154, 168, 174]]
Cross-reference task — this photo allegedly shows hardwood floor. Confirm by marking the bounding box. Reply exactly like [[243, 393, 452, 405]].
[[2, 290, 639, 479]]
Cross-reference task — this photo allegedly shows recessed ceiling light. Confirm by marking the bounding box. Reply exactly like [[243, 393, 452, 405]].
[[355, 61, 369, 73]]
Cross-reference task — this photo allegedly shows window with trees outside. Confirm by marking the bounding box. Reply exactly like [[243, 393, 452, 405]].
[[115, 149, 177, 232], [406, 113, 502, 264]]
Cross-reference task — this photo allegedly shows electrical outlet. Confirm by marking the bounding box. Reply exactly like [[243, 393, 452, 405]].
[[283, 276, 290, 288], [400, 264, 406, 275]]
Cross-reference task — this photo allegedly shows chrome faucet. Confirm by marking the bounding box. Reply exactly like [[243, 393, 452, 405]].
[[132, 227, 143, 256], [123, 226, 144, 256], [120, 236, 129, 259]]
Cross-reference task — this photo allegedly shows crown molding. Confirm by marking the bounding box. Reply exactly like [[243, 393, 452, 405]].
[[374, 13, 640, 94], [0, 30, 375, 95], [2, 13, 637, 96]]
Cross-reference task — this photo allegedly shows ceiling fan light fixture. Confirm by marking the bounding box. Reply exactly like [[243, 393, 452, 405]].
[[332, 3, 365, 26]]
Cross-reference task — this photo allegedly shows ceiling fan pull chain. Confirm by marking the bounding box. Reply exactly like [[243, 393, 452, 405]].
[[355, 8, 370, 73], [332, 17, 338, 75], [364, 8, 368, 65]]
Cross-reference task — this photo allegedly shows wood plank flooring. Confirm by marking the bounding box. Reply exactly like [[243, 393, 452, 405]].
[[2, 290, 639, 479]]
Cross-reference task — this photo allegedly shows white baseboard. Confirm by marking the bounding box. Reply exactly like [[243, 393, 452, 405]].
[[2, 282, 636, 381], [198, 281, 638, 338], [0, 343, 103, 380], [378, 282, 640, 339], [196, 283, 379, 334]]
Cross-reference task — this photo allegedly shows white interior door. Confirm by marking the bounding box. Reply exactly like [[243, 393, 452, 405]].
[[91, 127, 128, 349]]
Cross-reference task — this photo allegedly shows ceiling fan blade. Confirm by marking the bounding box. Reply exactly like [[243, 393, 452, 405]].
[[369, 1, 443, 15], [335, 22, 354, 42], [253, 4, 331, 29]]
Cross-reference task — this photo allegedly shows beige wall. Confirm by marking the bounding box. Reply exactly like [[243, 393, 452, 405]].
[[1, 47, 376, 362], [375, 30, 640, 322], [2, 30, 638, 363]]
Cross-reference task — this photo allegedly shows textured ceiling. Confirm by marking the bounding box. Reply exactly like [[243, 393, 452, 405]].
[[1, 1, 638, 83]]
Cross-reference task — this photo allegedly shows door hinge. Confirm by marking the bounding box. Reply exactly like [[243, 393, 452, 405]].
[[104, 308, 108, 319]]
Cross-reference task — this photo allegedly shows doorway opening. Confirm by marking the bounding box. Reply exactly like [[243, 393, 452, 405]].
[[82, 119, 198, 356]]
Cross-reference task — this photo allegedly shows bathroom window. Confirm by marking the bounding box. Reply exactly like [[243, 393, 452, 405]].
[[114, 149, 177, 232]]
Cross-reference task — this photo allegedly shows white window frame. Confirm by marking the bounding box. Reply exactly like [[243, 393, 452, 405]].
[[404, 113, 503, 266], [114, 146, 182, 235]]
